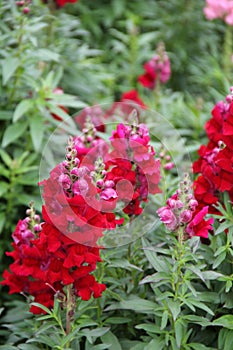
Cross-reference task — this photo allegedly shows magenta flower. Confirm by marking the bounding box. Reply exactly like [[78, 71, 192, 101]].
[[157, 207, 178, 231]]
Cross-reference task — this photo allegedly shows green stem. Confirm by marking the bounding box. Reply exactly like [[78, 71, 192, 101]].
[[222, 25, 233, 77], [5, 169, 17, 230], [154, 78, 161, 110], [173, 228, 185, 300], [8, 16, 25, 105], [66, 285, 75, 336]]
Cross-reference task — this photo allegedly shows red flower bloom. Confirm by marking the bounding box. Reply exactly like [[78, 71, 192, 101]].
[[138, 42, 171, 90], [121, 90, 146, 109], [186, 206, 214, 239], [193, 89, 233, 214], [138, 61, 157, 89]]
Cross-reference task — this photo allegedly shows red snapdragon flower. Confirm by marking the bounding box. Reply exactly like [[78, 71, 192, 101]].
[[186, 206, 214, 239], [138, 43, 171, 90], [193, 89, 233, 213], [1, 120, 161, 314]]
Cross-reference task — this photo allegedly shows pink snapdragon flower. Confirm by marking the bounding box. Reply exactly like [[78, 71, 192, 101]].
[[204, 0, 233, 25], [157, 174, 213, 239]]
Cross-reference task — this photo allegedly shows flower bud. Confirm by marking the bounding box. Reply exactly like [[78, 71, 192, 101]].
[[180, 209, 192, 223], [96, 179, 104, 187], [104, 180, 115, 188], [23, 7, 30, 14]]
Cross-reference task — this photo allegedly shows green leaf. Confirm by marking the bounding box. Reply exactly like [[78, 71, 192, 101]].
[[218, 329, 233, 350], [161, 310, 169, 330], [30, 302, 52, 315], [0, 182, 8, 196], [182, 315, 211, 327], [2, 121, 28, 147], [101, 331, 122, 350], [213, 252, 226, 269], [140, 272, 170, 285], [136, 323, 158, 334], [106, 296, 156, 314], [214, 222, 233, 235], [47, 104, 70, 121], [104, 317, 132, 324], [50, 93, 87, 109], [186, 299, 214, 316], [167, 299, 181, 321], [0, 111, 13, 120], [83, 327, 110, 339], [33, 49, 60, 62], [189, 343, 216, 350], [28, 335, 58, 348], [0, 346, 18, 350], [18, 345, 41, 350], [187, 266, 205, 282], [201, 271, 224, 280], [0, 148, 12, 166], [144, 338, 164, 350], [225, 280, 232, 293], [142, 238, 169, 272], [2, 57, 19, 85], [60, 328, 81, 347], [109, 258, 143, 271], [212, 315, 233, 330], [85, 344, 110, 350], [174, 319, 183, 348], [29, 115, 44, 151], [13, 99, 33, 122], [130, 343, 147, 350]]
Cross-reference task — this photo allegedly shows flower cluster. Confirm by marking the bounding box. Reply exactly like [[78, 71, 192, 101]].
[[108, 122, 161, 215], [193, 88, 233, 214], [138, 42, 171, 90], [1, 197, 106, 315], [204, 0, 233, 25], [157, 174, 213, 239], [2, 120, 161, 314]]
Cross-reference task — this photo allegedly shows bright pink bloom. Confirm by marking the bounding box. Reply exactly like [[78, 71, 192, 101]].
[[203, 0, 233, 25], [157, 207, 178, 231]]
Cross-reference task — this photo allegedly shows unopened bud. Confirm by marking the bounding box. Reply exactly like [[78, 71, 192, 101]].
[[23, 6, 30, 14]]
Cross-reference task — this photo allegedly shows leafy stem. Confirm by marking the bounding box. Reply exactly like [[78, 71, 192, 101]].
[[8, 15, 26, 105], [66, 284, 76, 336]]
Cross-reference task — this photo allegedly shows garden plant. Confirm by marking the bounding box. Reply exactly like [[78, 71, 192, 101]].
[[0, 0, 233, 350]]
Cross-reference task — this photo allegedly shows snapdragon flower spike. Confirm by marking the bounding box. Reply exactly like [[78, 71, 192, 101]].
[[107, 120, 161, 215], [193, 88, 233, 214], [138, 42, 171, 90], [157, 174, 213, 239], [75, 105, 106, 133], [159, 146, 175, 171]]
